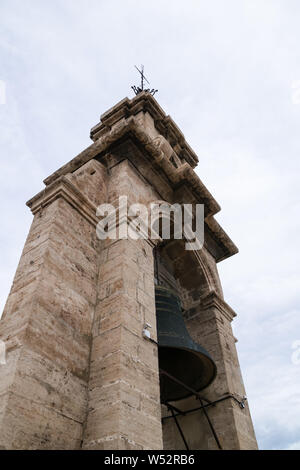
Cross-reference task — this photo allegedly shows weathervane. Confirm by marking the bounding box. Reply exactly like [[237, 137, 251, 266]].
[[131, 65, 158, 96]]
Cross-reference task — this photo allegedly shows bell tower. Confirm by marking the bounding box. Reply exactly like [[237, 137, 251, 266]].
[[0, 92, 257, 450]]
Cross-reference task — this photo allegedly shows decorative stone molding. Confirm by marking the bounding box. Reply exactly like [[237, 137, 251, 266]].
[[26, 175, 99, 227], [184, 290, 237, 323], [41, 97, 237, 262], [152, 135, 182, 169], [201, 290, 237, 322], [90, 92, 198, 168]]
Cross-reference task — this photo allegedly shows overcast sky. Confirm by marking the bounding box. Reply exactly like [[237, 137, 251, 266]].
[[1, 0, 300, 450]]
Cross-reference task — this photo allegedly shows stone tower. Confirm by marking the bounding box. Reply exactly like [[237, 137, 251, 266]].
[[0, 92, 257, 450]]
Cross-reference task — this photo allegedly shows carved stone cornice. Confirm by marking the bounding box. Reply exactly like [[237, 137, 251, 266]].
[[201, 290, 237, 322], [40, 93, 238, 261], [26, 175, 98, 227], [90, 92, 198, 168], [184, 290, 237, 323], [43, 115, 221, 217], [26, 177, 162, 248]]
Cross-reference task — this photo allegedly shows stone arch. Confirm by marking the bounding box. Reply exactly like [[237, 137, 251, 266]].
[[150, 199, 223, 307]]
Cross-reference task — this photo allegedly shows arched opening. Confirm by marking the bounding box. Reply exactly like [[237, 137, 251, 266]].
[[153, 237, 219, 449]]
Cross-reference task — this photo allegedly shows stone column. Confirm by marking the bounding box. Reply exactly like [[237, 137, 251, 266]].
[[82, 159, 163, 450], [0, 161, 104, 449], [82, 238, 162, 449]]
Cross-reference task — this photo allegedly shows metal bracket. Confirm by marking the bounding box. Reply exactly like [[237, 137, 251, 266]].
[[160, 369, 246, 450]]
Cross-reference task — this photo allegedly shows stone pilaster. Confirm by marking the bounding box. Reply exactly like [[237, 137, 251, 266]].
[[0, 161, 105, 449], [82, 237, 162, 449], [82, 158, 163, 450]]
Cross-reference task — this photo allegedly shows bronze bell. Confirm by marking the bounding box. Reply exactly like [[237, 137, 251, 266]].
[[155, 285, 217, 403]]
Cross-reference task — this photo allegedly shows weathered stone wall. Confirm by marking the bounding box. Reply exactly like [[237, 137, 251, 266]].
[[82, 159, 163, 449], [0, 93, 257, 450], [0, 160, 105, 449]]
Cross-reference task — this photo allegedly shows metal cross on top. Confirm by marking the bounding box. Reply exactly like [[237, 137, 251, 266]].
[[131, 65, 158, 96]]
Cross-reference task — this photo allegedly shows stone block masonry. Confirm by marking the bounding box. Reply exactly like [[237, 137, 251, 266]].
[[0, 92, 257, 449]]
